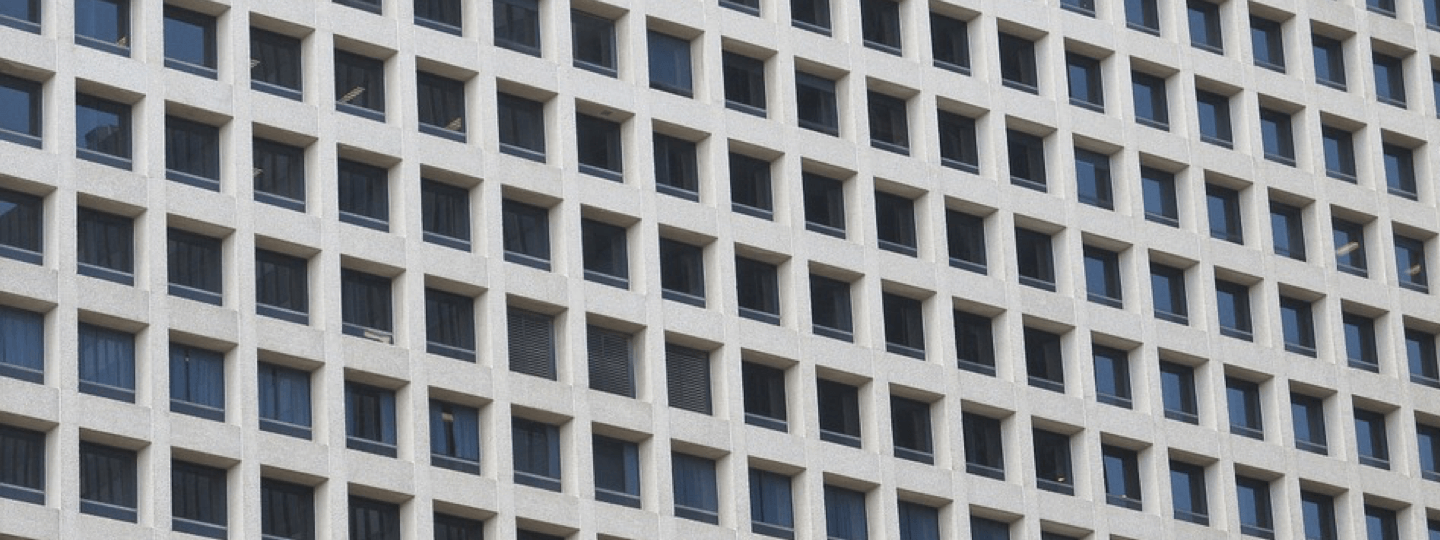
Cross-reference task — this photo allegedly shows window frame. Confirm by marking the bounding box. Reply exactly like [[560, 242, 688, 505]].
[[0, 424, 44, 505], [1160, 361, 1200, 424], [998, 32, 1039, 93], [571, 10, 617, 76], [1169, 460, 1209, 525], [0, 0, 41, 33], [1102, 444, 1142, 510], [890, 395, 934, 464], [0, 187, 42, 264], [867, 91, 910, 154], [945, 209, 987, 273], [162, 6, 218, 79], [576, 112, 623, 180], [0, 74, 42, 148], [1206, 184, 1244, 244], [420, 179, 471, 250], [416, 71, 467, 141], [1216, 279, 1254, 340], [748, 468, 796, 539], [0, 305, 44, 383], [1033, 428, 1074, 495], [255, 248, 309, 324], [729, 152, 773, 218], [424, 288, 476, 361], [659, 238, 706, 307], [252, 137, 306, 210], [1093, 345, 1132, 408], [512, 416, 562, 491], [344, 381, 398, 457], [938, 110, 980, 173], [586, 324, 635, 398], [1374, 52, 1407, 108], [1150, 262, 1189, 325], [1249, 16, 1285, 72], [795, 71, 839, 136], [1383, 142, 1417, 199], [810, 274, 853, 341], [1024, 327, 1065, 392], [336, 158, 390, 232], [261, 478, 314, 540], [171, 460, 228, 539], [791, 0, 832, 35], [493, 0, 540, 56], [647, 30, 694, 97], [1006, 129, 1047, 191], [1196, 89, 1233, 147], [1343, 312, 1379, 372], [736, 256, 780, 324], [672, 452, 719, 523], [581, 218, 630, 289], [1333, 217, 1368, 277], [860, 0, 902, 54], [333, 50, 386, 121], [507, 306, 556, 380], [1291, 393, 1328, 454], [1279, 295, 1317, 356], [258, 361, 312, 439], [502, 199, 551, 270], [78, 322, 136, 402], [592, 434, 641, 507], [1065, 52, 1104, 112], [1187, 0, 1224, 53], [75, 93, 133, 169], [1142, 166, 1179, 226], [168, 343, 225, 421], [1407, 328, 1440, 388], [167, 228, 223, 305], [874, 191, 918, 256], [1312, 35, 1346, 90], [250, 28, 303, 99], [79, 441, 137, 522], [1269, 202, 1306, 260], [339, 268, 393, 339], [414, 0, 462, 34], [1354, 408, 1391, 469], [497, 92, 547, 162], [653, 133, 700, 200], [723, 51, 767, 116], [1132, 71, 1170, 129], [1015, 228, 1056, 291], [74, 0, 131, 55], [1075, 147, 1114, 209], [930, 12, 970, 74], [1083, 246, 1123, 308], [742, 362, 788, 431], [1235, 475, 1275, 539], [963, 412, 1005, 479], [818, 378, 862, 447], [1225, 377, 1264, 440], [1258, 107, 1295, 166]]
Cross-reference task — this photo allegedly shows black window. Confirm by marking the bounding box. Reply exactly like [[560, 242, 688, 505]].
[[1291, 393, 1327, 454], [749, 468, 795, 539], [868, 91, 909, 154], [1258, 107, 1295, 165], [494, 0, 540, 56], [497, 92, 546, 161], [508, 307, 556, 380], [334, 51, 385, 121], [1313, 35, 1346, 90], [1188, 0, 1223, 53], [1015, 228, 1055, 291], [648, 31, 693, 97], [165, 116, 220, 189], [729, 152, 773, 218], [891, 395, 933, 464], [1430, 0, 1440, 28], [77, 207, 133, 285], [513, 417, 561, 491], [1279, 295, 1316, 356], [1196, 89, 1233, 147], [78, 322, 135, 402], [250, 29, 302, 99], [1374, 52, 1407, 107], [169, 344, 224, 421], [75, 93, 132, 168], [1170, 461, 1208, 525], [1226, 377, 1263, 439], [817, 378, 861, 447], [1270, 202, 1305, 260], [998, 33, 1038, 93], [434, 513, 483, 540], [1024, 327, 1064, 392], [1033, 428, 1073, 495], [931, 13, 969, 73], [823, 485, 868, 540], [963, 412, 1004, 479], [172, 461, 227, 539], [425, 288, 475, 361], [592, 434, 640, 507], [954, 310, 995, 375], [970, 516, 1010, 540], [502, 199, 551, 270], [417, 72, 466, 141], [340, 268, 392, 339], [1333, 218, 1367, 277], [1369, 0, 1397, 15], [576, 112, 622, 180], [1066, 52, 1104, 111], [1365, 506, 1400, 540], [1075, 148, 1113, 209], [1343, 312, 1379, 372], [861, 0, 901, 53], [1132, 71, 1169, 129], [253, 138, 306, 210], [335, 0, 380, 14], [796, 72, 839, 135], [660, 238, 705, 306], [348, 496, 400, 540], [743, 362, 787, 431], [1355, 408, 1390, 469], [1250, 16, 1284, 71], [0, 305, 43, 383], [258, 362, 312, 439], [653, 133, 700, 200], [724, 52, 767, 116], [1151, 263, 1188, 324], [810, 274, 853, 341], [938, 110, 979, 173], [163, 7, 216, 78], [75, 0, 130, 55], [167, 229, 222, 305], [721, 0, 758, 14], [1094, 345, 1132, 408], [672, 452, 719, 523], [1007, 129, 1046, 191], [666, 343, 712, 415], [587, 325, 634, 397], [421, 179, 470, 250], [1160, 361, 1199, 423], [1102, 445, 1142, 510], [337, 159, 389, 231], [1419, 422, 1440, 481], [0, 74, 42, 148], [1063, 0, 1095, 16], [0, 424, 44, 504], [1084, 246, 1122, 307], [1216, 279, 1253, 340], [791, 0, 831, 34], [736, 256, 780, 324], [582, 218, 629, 288], [1126, 0, 1160, 33], [79, 442, 137, 522], [946, 209, 986, 273], [255, 249, 308, 324], [875, 191, 917, 256], [1409, 329, 1440, 387], [0, 0, 40, 33], [1383, 142, 1417, 199], [1236, 475, 1274, 539], [572, 10, 616, 76], [1142, 166, 1179, 226], [260, 478, 313, 540], [803, 172, 846, 237], [345, 382, 397, 457], [0, 187, 41, 264], [415, 0, 461, 33], [1206, 184, 1243, 244]]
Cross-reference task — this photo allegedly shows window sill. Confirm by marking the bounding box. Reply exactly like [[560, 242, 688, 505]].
[[79, 381, 135, 403], [1295, 441, 1328, 455], [1348, 360, 1380, 373], [423, 231, 471, 252], [0, 128, 42, 149], [346, 437, 398, 457], [1174, 511, 1209, 526], [819, 430, 862, 448], [1337, 265, 1368, 278], [1106, 495, 1143, 511], [732, 203, 773, 221], [1219, 327, 1253, 341], [958, 360, 996, 376], [949, 258, 987, 275], [1136, 117, 1170, 131], [0, 484, 43, 505], [504, 251, 551, 271], [738, 307, 780, 325], [675, 505, 720, 524], [1400, 281, 1429, 294], [1011, 177, 1048, 193], [259, 419, 312, 439], [1230, 426, 1264, 440], [596, 489, 642, 508], [1316, 78, 1347, 92], [966, 463, 1005, 481], [933, 60, 971, 75], [420, 123, 467, 142], [1061, 3, 1097, 17], [744, 413, 788, 432], [0, 15, 40, 34], [427, 341, 477, 362], [1199, 135, 1234, 149], [662, 289, 707, 308], [878, 240, 918, 257], [499, 143, 546, 163], [791, 19, 832, 36], [75, 36, 131, 56], [1254, 61, 1285, 74], [798, 120, 840, 137], [171, 400, 225, 422], [339, 211, 390, 232], [941, 157, 980, 174], [863, 40, 902, 56], [164, 59, 218, 79], [1087, 294, 1123, 308], [805, 222, 847, 239], [336, 102, 386, 122], [1155, 311, 1189, 325], [1097, 394, 1132, 409], [432, 454, 481, 474], [1190, 42, 1225, 55], [1284, 343, 1318, 357], [1145, 213, 1180, 227], [1165, 410, 1199, 424], [0, 245, 42, 265], [1263, 154, 1296, 167], [78, 264, 135, 286], [258, 304, 309, 325], [574, 60, 618, 78], [720, 0, 760, 15], [252, 81, 303, 101], [77, 149, 133, 171], [650, 83, 694, 98], [415, 16, 463, 36], [584, 270, 630, 290], [813, 325, 853, 343], [1126, 22, 1161, 36], [0, 362, 43, 384], [167, 169, 221, 191], [1239, 525, 1275, 540], [1037, 479, 1075, 495], [334, 0, 381, 13], [342, 323, 394, 344], [1069, 98, 1105, 113], [173, 518, 227, 540], [1388, 187, 1419, 201], [752, 522, 795, 540], [871, 139, 910, 156], [726, 101, 767, 118], [894, 447, 934, 465], [1001, 80, 1039, 94], [81, 500, 138, 523], [1411, 374, 1440, 389], [579, 163, 623, 182], [1028, 376, 1065, 393], [255, 191, 306, 212], [657, 183, 700, 202], [886, 342, 925, 360], [495, 40, 542, 58], [1326, 170, 1357, 183], [514, 472, 561, 492], [1358, 456, 1391, 470], [1018, 276, 1056, 292]]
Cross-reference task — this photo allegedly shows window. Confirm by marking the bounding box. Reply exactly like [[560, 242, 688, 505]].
[[1301, 491, 1337, 540], [1188, 0, 1223, 52], [494, 0, 539, 55], [1270, 202, 1306, 260], [861, 0, 901, 53], [587, 325, 634, 397], [1419, 422, 1440, 481], [810, 274, 853, 341], [1196, 90, 1233, 147], [79, 442, 137, 522], [1169, 460, 1208, 525], [169, 344, 224, 421], [1431, 0, 1440, 28], [1216, 279, 1253, 340], [1397, 235, 1429, 292], [420, 179, 470, 250], [1344, 312, 1379, 372], [75, 93, 132, 168], [1365, 506, 1400, 540], [824, 485, 868, 540], [165, 116, 220, 190], [803, 172, 846, 237], [260, 478, 313, 540], [345, 382, 397, 457], [724, 52, 767, 116], [1126, 0, 1160, 33], [1374, 52, 1407, 107], [1250, 16, 1284, 71], [938, 110, 980, 173], [1383, 143, 1417, 199], [167, 229, 222, 305], [730, 152, 773, 218], [963, 412, 1005, 479], [1132, 71, 1169, 129], [1333, 218, 1367, 277], [1033, 428, 1073, 495], [334, 50, 385, 120], [512, 417, 561, 491], [1084, 246, 1122, 307], [0, 74, 42, 148], [75, 0, 129, 54], [1206, 184, 1243, 244], [572, 10, 616, 76], [0, 306, 42, 383], [0, 424, 44, 504], [1291, 393, 1327, 454], [255, 249, 308, 324], [736, 256, 780, 324], [818, 378, 861, 447], [796, 72, 839, 135], [434, 513, 483, 540], [868, 91, 909, 154], [1236, 475, 1274, 539], [78, 322, 135, 402], [77, 208, 133, 284], [0, 0, 39, 33], [1025, 327, 1065, 392], [1408, 329, 1440, 387], [581, 219, 629, 288], [340, 268, 392, 339], [660, 238, 706, 306], [1066, 53, 1104, 111], [253, 138, 306, 210], [971, 516, 1010, 540], [1075, 148, 1113, 209], [1226, 377, 1263, 439], [666, 343, 712, 414], [337, 159, 389, 231], [1103, 445, 1142, 509], [1259, 108, 1295, 165], [722, 0, 759, 14], [648, 31, 693, 97], [672, 452, 719, 523], [1142, 166, 1179, 226], [258, 362, 311, 438], [576, 112, 622, 180], [1355, 408, 1390, 469], [1151, 263, 1188, 324], [348, 496, 400, 540], [429, 403, 480, 472], [888, 502, 935, 540], [163, 7, 216, 78], [425, 289, 475, 361], [946, 209, 986, 273], [749, 468, 795, 539], [0, 187, 41, 264], [417, 72, 466, 140], [653, 133, 700, 200], [593, 434, 640, 507], [1369, 0, 1397, 15], [1279, 295, 1316, 356], [1015, 228, 1055, 291], [891, 395, 933, 463], [250, 29, 302, 99], [1094, 345, 1132, 407], [1063, 0, 1095, 16], [791, 0, 831, 34], [172, 461, 227, 539], [931, 13, 970, 73], [998, 33, 1038, 93], [1160, 361, 1199, 423], [875, 192, 917, 256], [743, 362, 787, 431], [1007, 130, 1046, 191], [1313, 35, 1346, 90], [497, 92, 546, 161], [507, 307, 556, 380], [502, 199, 551, 270]]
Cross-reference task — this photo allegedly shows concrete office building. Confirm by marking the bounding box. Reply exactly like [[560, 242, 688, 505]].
[[4, 0, 1440, 538]]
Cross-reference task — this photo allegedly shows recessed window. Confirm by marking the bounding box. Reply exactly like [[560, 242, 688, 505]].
[[955, 310, 996, 375], [0, 187, 41, 265], [1269, 202, 1305, 260], [823, 485, 868, 540], [1024, 327, 1064, 392], [1354, 408, 1390, 469], [1333, 218, 1367, 277], [1093, 345, 1132, 408], [497, 92, 546, 161], [75, 0, 130, 55], [260, 479, 313, 540], [434, 514, 482, 540], [817, 378, 861, 447], [420, 179, 470, 250], [1132, 71, 1169, 129], [417, 72, 466, 141], [250, 29, 303, 99], [660, 238, 706, 307], [340, 268, 392, 340], [164, 116, 220, 190], [1418, 422, 1440, 481], [1216, 279, 1253, 340], [77, 207, 134, 285], [883, 293, 925, 359], [587, 325, 634, 397], [344, 381, 397, 457], [810, 274, 853, 341], [415, 0, 460, 34], [730, 152, 773, 218], [1015, 227, 1055, 291], [253, 138, 306, 210], [791, 0, 831, 34], [1397, 235, 1429, 292], [78, 322, 135, 402], [963, 412, 1005, 479], [502, 199, 551, 270], [1430, 0, 1440, 28], [1320, 126, 1356, 181], [1250, 16, 1284, 72], [1235, 475, 1274, 539], [1187, 0, 1223, 53], [425, 288, 475, 361], [1151, 262, 1188, 324], [0, 424, 43, 504], [1126, 0, 1160, 33], [1225, 377, 1264, 439], [861, 0, 901, 53], [79, 442, 137, 522], [592, 434, 640, 507], [1374, 52, 1407, 107], [1365, 506, 1400, 540], [494, 0, 540, 56], [335, 0, 380, 14], [1206, 184, 1243, 244], [1142, 166, 1179, 226], [169, 344, 225, 421], [337, 159, 389, 231], [1083, 246, 1122, 307], [75, 93, 132, 169], [0, 305, 43, 383], [1291, 393, 1328, 454], [666, 343, 712, 415], [1369, 0, 1397, 15], [1007, 130, 1046, 191], [348, 496, 399, 540], [571, 10, 616, 76], [931, 13, 970, 73], [1075, 148, 1113, 209], [721, 0, 758, 14], [258, 362, 311, 438], [946, 209, 986, 273], [723, 51, 767, 116], [1033, 428, 1073, 495], [576, 112, 622, 180], [971, 515, 1011, 540], [653, 133, 699, 200], [1066, 52, 1104, 111], [171, 461, 228, 539], [1170, 461, 1208, 525], [875, 191, 917, 256], [998, 33, 1039, 94], [803, 172, 846, 237], [648, 31, 693, 97], [891, 395, 933, 464], [868, 91, 909, 154], [1279, 295, 1316, 356], [1312, 35, 1346, 90], [742, 362, 787, 431], [796, 72, 839, 136], [1383, 143, 1417, 199], [736, 256, 780, 324], [581, 218, 629, 288], [0, 0, 40, 33], [672, 452, 719, 523], [508, 306, 556, 380], [1063, 0, 1095, 16], [749, 468, 795, 539], [1408, 329, 1440, 387], [938, 110, 979, 173], [1196, 89, 1233, 147], [0, 74, 42, 148], [334, 51, 386, 121], [163, 6, 217, 78], [1160, 361, 1199, 423], [1343, 312, 1379, 372], [255, 249, 308, 324], [1258, 107, 1295, 165], [1102, 445, 1142, 510]]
